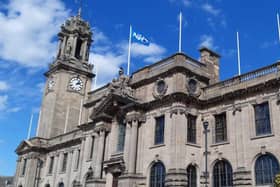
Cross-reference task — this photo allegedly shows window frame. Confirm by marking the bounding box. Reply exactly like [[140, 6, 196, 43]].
[[187, 114, 197, 144], [116, 121, 126, 153], [212, 160, 233, 187], [214, 113, 227, 144], [149, 162, 166, 187], [187, 165, 197, 187], [89, 136, 95, 159], [61, 153, 68, 173], [154, 115, 165, 145], [255, 154, 280, 185], [21, 158, 27, 176], [48, 156, 54, 174], [254, 102, 272, 136]]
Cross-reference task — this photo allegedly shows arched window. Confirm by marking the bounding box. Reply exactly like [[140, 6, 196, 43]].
[[58, 182, 64, 187], [150, 162, 166, 187], [213, 160, 233, 187], [187, 165, 197, 187], [255, 154, 280, 185]]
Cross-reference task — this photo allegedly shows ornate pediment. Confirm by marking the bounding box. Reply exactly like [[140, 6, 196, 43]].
[[90, 68, 138, 122], [16, 138, 48, 155], [16, 140, 33, 154]]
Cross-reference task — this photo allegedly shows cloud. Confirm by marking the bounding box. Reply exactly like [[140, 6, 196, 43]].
[[199, 35, 217, 50], [131, 43, 166, 60], [90, 29, 166, 89], [0, 95, 8, 111], [0, 81, 9, 91], [260, 40, 278, 49], [7, 107, 21, 113], [201, 3, 220, 16], [169, 0, 192, 7], [0, 0, 69, 67]]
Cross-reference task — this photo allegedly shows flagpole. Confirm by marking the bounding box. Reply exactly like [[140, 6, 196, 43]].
[[237, 31, 241, 76], [127, 25, 132, 75], [277, 13, 280, 43], [27, 113, 33, 140], [179, 11, 182, 53], [36, 109, 41, 137]]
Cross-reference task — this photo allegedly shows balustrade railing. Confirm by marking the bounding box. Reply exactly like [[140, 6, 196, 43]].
[[204, 62, 280, 94]]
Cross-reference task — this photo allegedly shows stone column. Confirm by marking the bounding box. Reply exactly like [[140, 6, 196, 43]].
[[82, 40, 88, 61], [72, 35, 78, 56], [128, 119, 139, 174], [95, 129, 106, 179], [61, 36, 67, 55]]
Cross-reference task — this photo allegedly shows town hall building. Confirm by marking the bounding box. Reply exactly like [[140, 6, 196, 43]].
[[14, 10, 280, 187]]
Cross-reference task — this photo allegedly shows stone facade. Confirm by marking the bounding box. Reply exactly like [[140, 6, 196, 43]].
[[14, 13, 280, 187]]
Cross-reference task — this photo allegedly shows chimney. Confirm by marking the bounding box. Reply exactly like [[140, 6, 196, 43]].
[[199, 47, 221, 84]]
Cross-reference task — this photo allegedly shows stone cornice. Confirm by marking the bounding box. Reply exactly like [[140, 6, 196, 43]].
[[130, 66, 209, 89], [45, 59, 95, 78], [125, 111, 146, 123]]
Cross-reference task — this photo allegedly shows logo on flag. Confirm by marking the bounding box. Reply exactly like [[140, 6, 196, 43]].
[[132, 31, 150, 46]]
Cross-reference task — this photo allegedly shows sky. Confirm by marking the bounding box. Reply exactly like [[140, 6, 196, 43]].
[[0, 0, 280, 176]]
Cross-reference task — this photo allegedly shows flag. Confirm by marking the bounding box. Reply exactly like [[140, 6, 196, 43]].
[[132, 31, 150, 46]]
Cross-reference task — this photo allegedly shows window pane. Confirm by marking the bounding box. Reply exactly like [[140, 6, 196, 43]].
[[117, 122, 126, 152], [48, 157, 54, 174], [150, 162, 166, 187], [254, 103, 271, 136], [255, 154, 280, 185], [22, 159, 27, 176], [215, 113, 227, 143], [213, 160, 233, 187], [187, 115, 197, 144], [61, 153, 68, 172], [187, 165, 197, 187], [155, 116, 165, 145], [89, 136, 95, 159]]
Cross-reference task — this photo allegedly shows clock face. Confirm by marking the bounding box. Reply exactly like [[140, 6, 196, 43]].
[[69, 77, 83, 91], [48, 79, 55, 90]]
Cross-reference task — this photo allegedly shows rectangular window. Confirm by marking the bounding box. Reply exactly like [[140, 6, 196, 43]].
[[117, 122, 126, 152], [48, 156, 54, 174], [215, 113, 227, 143], [21, 159, 27, 176], [89, 136, 95, 159], [61, 153, 68, 172], [155, 116, 165, 145], [76, 150, 80, 170], [254, 102, 271, 136], [187, 114, 197, 144]]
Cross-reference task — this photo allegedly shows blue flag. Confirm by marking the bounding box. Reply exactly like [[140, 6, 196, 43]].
[[132, 31, 150, 46]]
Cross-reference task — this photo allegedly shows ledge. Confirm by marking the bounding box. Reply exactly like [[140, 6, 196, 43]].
[[251, 133, 274, 140], [210, 141, 230, 147], [149, 144, 166, 149], [185, 142, 201, 148]]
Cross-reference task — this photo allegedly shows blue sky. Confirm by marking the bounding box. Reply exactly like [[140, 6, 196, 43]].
[[0, 0, 279, 176]]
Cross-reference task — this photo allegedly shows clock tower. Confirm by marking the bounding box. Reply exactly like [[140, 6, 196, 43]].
[[37, 12, 95, 139]]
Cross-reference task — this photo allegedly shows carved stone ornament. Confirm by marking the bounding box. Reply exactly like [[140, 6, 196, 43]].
[[108, 67, 134, 98], [153, 78, 168, 99], [186, 77, 201, 97]]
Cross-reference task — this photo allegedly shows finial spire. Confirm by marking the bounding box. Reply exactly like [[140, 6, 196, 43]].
[[77, 0, 82, 17], [78, 7, 82, 17]]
